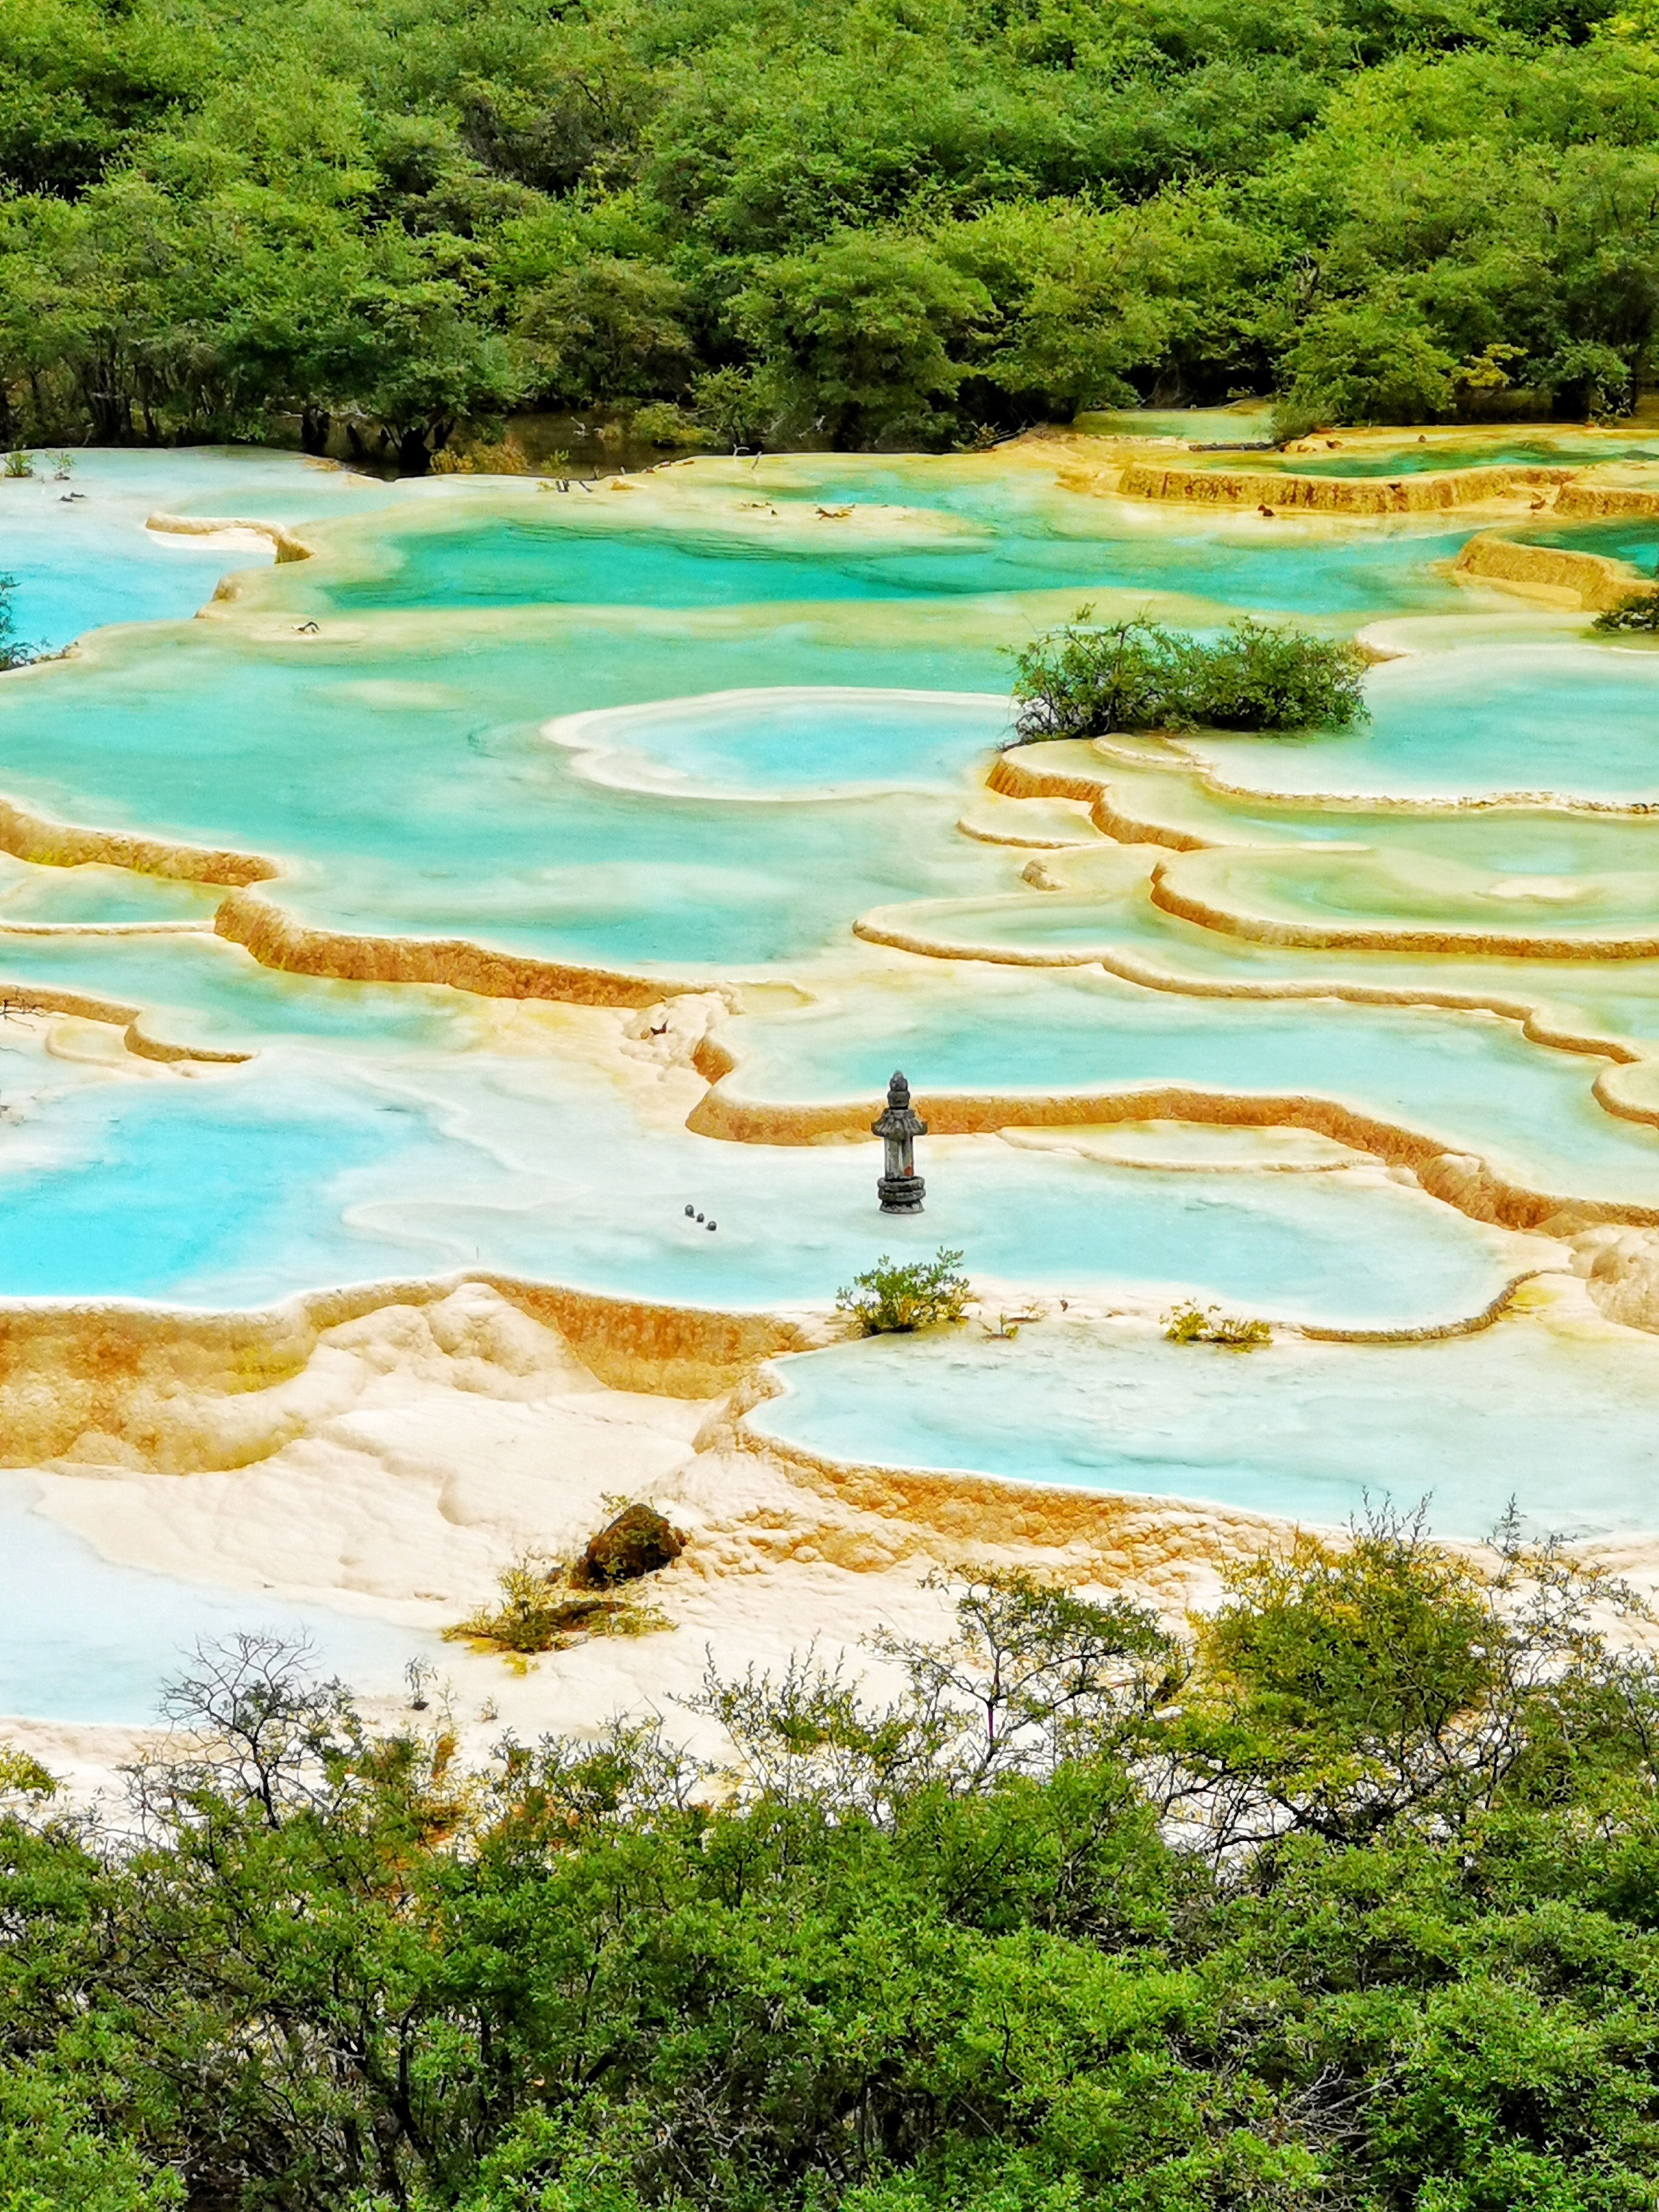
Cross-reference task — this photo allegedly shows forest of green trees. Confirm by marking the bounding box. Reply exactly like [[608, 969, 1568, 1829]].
[[7, 1519, 1659, 2210], [3, 0, 1659, 461]]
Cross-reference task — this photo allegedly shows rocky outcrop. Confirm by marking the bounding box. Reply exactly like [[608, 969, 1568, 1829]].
[[578, 1503, 686, 1584]]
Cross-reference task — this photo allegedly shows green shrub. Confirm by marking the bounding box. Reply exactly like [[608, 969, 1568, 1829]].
[[1008, 610, 1369, 742], [1592, 591, 1659, 632], [836, 1246, 970, 1332], [3, 1533, 1659, 2210], [629, 400, 718, 448], [1163, 1298, 1272, 1347], [0, 576, 33, 672], [446, 1550, 669, 1654]]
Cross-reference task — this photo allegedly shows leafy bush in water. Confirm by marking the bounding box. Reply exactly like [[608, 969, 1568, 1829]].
[[836, 1245, 969, 1332], [1164, 1297, 1272, 1346], [1592, 591, 1659, 632], [1009, 611, 1369, 741]]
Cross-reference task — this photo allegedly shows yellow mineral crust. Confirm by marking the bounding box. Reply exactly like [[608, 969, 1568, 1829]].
[[1114, 459, 1579, 514], [1453, 530, 1659, 612], [0, 1273, 816, 1476], [0, 791, 276, 886], [212, 886, 695, 1008], [145, 511, 315, 563], [1148, 846, 1659, 960]]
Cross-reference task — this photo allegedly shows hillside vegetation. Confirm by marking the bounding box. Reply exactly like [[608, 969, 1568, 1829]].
[[8, 1520, 1659, 2208], [3, 0, 1658, 458]]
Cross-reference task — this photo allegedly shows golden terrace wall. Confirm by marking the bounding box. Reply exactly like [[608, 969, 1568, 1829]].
[[1115, 460, 1576, 514], [1451, 531, 1658, 612], [0, 1276, 814, 1472]]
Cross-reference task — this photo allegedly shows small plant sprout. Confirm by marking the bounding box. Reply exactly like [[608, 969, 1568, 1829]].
[[836, 1248, 970, 1334], [404, 1655, 437, 1711], [2, 452, 32, 479], [984, 1309, 1037, 1340], [1163, 1299, 1272, 1349]]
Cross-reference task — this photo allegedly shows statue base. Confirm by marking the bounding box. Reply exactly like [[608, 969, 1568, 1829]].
[[877, 1173, 926, 1214]]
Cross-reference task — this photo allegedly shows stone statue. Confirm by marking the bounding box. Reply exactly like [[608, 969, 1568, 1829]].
[[873, 1070, 926, 1213]]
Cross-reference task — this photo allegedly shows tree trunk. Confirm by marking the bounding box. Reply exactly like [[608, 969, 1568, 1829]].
[[396, 422, 432, 475], [300, 407, 332, 455]]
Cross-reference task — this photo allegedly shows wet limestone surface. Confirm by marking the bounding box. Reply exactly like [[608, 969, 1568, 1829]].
[[749, 1310, 1659, 1543], [11, 441, 1659, 1726]]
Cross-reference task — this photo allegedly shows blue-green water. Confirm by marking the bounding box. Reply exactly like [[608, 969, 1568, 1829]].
[[1188, 643, 1659, 803], [1257, 440, 1659, 478], [752, 1321, 1659, 1541], [722, 966, 1659, 1201], [8, 442, 1659, 1725], [312, 494, 1480, 624], [0, 1474, 432, 1722], [0, 1018, 1519, 1324]]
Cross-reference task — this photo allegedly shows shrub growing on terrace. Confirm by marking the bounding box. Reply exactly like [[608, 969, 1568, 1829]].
[[1008, 609, 1370, 741], [836, 1246, 970, 1332], [1592, 591, 1659, 632]]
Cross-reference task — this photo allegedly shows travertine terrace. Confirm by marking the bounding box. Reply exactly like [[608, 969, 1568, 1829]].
[[6, 417, 1659, 1786]]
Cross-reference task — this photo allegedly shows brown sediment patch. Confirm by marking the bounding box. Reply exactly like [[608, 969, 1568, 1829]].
[[686, 1074, 1655, 1236], [1452, 530, 1658, 613], [501, 1279, 814, 1396], [146, 512, 313, 563], [213, 886, 700, 1009], [0, 1273, 815, 1472], [1115, 460, 1576, 515], [0, 795, 276, 888], [1148, 851, 1659, 960]]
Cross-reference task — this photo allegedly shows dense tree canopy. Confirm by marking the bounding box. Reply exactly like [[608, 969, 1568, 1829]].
[[7, 1520, 1659, 2208], [2, 0, 1658, 457]]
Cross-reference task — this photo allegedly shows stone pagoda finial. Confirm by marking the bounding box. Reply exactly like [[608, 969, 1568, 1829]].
[[872, 1070, 927, 1213]]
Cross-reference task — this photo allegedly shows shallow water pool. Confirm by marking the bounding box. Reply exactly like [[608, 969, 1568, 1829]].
[[752, 1318, 1659, 1541], [0, 1474, 431, 1723]]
